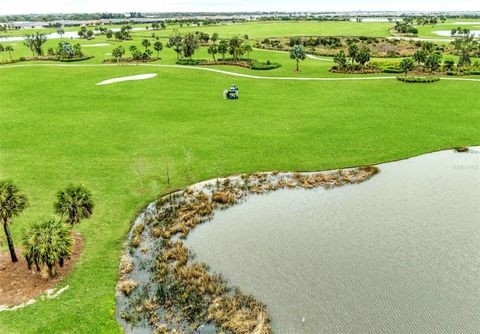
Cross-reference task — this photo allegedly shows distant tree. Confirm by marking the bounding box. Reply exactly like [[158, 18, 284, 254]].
[[106, 30, 113, 39], [73, 43, 83, 58], [54, 185, 94, 225], [78, 26, 87, 39], [355, 47, 371, 70], [211, 32, 219, 45], [129, 45, 138, 57], [153, 41, 163, 57], [413, 50, 427, 67], [218, 40, 228, 60], [333, 50, 347, 70], [443, 59, 455, 71], [142, 38, 151, 51], [114, 31, 123, 40], [23, 32, 47, 56], [182, 33, 198, 59], [242, 44, 253, 59], [57, 28, 65, 38], [289, 36, 302, 47], [57, 41, 74, 59], [228, 36, 244, 60], [400, 57, 415, 77], [290, 44, 306, 71], [207, 44, 218, 61], [112, 45, 125, 62], [348, 43, 359, 64], [131, 49, 143, 60], [86, 30, 94, 40], [5, 45, 13, 60], [0, 180, 28, 263], [451, 28, 477, 67], [0, 44, 4, 52], [143, 49, 153, 59], [22, 218, 74, 278], [167, 31, 183, 59], [425, 53, 442, 72]]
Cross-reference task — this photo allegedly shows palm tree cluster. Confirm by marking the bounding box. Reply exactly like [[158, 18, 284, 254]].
[[23, 218, 74, 277], [0, 180, 94, 278]]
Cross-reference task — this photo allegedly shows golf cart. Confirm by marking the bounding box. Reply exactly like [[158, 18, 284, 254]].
[[224, 84, 239, 99]]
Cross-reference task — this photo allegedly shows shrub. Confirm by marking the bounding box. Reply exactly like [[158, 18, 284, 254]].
[[118, 279, 138, 296], [250, 60, 281, 70], [176, 59, 206, 65], [22, 218, 74, 278], [455, 146, 469, 153], [396, 76, 440, 83], [383, 67, 403, 73]]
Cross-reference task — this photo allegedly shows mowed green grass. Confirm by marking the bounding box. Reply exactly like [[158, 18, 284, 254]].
[[0, 63, 479, 333]]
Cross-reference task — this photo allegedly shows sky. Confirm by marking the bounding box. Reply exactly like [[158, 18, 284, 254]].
[[1, 0, 479, 15]]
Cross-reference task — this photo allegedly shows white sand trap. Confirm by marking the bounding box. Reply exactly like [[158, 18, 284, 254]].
[[82, 43, 110, 47], [96, 73, 157, 86]]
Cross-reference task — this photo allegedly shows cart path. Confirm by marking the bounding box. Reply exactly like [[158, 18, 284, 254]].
[[2, 63, 480, 82]]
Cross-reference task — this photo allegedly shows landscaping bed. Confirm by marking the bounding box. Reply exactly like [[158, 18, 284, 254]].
[[0, 56, 94, 65], [176, 58, 281, 70], [0, 232, 82, 307], [102, 57, 160, 64], [256, 36, 443, 58]]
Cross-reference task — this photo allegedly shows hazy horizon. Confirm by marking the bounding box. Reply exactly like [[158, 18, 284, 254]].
[[1, 0, 479, 16]]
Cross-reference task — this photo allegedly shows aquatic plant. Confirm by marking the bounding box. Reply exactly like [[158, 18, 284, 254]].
[[118, 279, 138, 296]]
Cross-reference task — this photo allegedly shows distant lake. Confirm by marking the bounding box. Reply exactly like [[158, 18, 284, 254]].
[[186, 148, 480, 333], [434, 30, 480, 37], [0, 27, 145, 43]]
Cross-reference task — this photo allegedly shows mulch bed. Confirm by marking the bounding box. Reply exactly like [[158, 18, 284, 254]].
[[0, 232, 83, 306]]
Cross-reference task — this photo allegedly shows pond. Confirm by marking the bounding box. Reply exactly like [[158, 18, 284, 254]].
[[185, 148, 480, 333], [0, 27, 145, 43], [433, 30, 480, 37]]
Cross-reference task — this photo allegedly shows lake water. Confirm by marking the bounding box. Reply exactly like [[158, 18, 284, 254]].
[[185, 148, 480, 333], [0, 27, 145, 43], [434, 30, 480, 37]]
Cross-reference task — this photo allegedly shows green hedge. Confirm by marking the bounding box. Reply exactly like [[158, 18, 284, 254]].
[[396, 76, 440, 83], [176, 59, 206, 65], [176, 58, 281, 71], [251, 61, 281, 70], [383, 67, 403, 74]]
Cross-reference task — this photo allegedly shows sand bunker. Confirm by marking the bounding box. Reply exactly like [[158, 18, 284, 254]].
[[82, 43, 110, 47], [96, 73, 157, 85]]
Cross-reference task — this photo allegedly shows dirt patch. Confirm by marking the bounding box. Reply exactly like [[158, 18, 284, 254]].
[[0, 232, 82, 306]]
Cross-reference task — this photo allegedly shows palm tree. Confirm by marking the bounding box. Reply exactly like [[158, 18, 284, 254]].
[[290, 44, 306, 71], [142, 39, 151, 51], [0, 180, 28, 262], [54, 184, 94, 225], [23, 218, 74, 277], [153, 41, 163, 58]]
